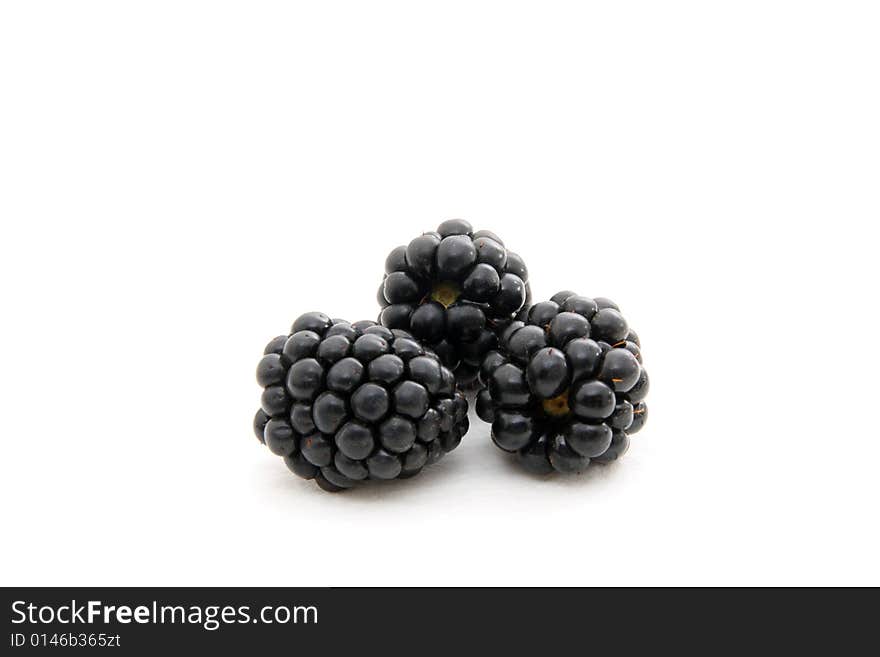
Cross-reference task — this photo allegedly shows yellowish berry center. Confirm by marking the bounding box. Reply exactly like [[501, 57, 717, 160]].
[[542, 390, 571, 417], [431, 281, 461, 308]]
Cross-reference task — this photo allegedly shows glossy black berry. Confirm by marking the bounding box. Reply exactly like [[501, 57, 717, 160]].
[[313, 391, 349, 433], [334, 452, 369, 480], [477, 292, 649, 475], [367, 449, 403, 479], [527, 301, 559, 328], [264, 418, 297, 456], [300, 433, 333, 467], [318, 467, 356, 491], [517, 432, 554, 475], [563, 422, 612, 458], [350, 382, 389, 423], [378, 220, 531, 386], [590, 308, 629, 344], [260, 385, 290, 417], [408, 356, 443, 394], [609, 401, 634, 430], [437, 218, 473, 237], [379, 415, 417, 453], [628, 403, 648, 433], [446, 304, 485, 342], [492, 410, 536, 451], [383, 271, 424, 304], [492, 274, 527, 316], [550, 290, 577, 305], [405, 234, 440, 278], [560, 295, 598, 319], [254, 313, 468, 491], [253, 409, 270, 443], [436, 235, 477, 279], [488, 363, 531, 407], [564, 338, 603, 382], [571, 380, 616, 419], [284, 452, 318, 479], [292, 312, 333, 335], [264, 335, 288, 355], [317, 334, 351, 363], [592, 428, 629, 464], [394, 380, 430, 419], [417, 408, 441, 442], [368, 354, 405, 386], [462, 263, 501, 301], [335, 421, 375, 460], [286, 358, 324, 401], [409, 302, 445, 342], [627, 369, 650, 403], [525, 347, 569, 400], [352, 334, 389, 362], [326, 357, 365, 394], [402, 443, 428, 475], [283, 331, 321, 363], [598, 348, 641, 392], [547, 433, 590, 474], [548, 312, 590, 347], [507, 325, 547, 364], [256, 353, 286, 387], [475, 388, 494, 423], [290, 403, 316, 435]]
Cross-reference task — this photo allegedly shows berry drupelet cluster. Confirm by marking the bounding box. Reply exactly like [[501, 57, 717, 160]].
[[377, 219, 531, 386], [475, 291, 649, 475], [254, 220, 650, 490], [254, 312, 469, 492]]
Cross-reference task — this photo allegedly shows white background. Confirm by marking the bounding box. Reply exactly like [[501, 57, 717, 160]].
[[1, 2, 878, 586]]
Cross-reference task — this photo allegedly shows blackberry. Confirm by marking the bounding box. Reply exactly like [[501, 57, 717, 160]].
[[254, 312, 469, 492], [377, 219, 531, 386], [476, 292, 649, 475]]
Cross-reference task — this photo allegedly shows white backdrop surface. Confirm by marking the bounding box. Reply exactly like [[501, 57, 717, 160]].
[[1, 1, 878, 586]]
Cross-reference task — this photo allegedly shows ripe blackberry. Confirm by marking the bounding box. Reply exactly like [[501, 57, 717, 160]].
[[476, 292, 649, 475], [378, 219, 531, 386], [254, 312, 469, 492]]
